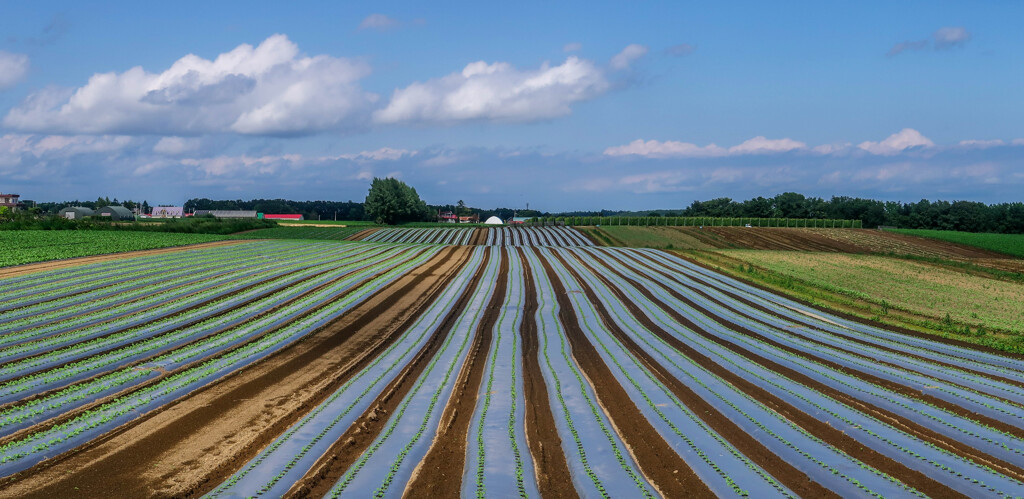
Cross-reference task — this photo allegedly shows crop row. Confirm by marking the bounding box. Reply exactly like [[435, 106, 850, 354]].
[[362, 227, 475, 245]]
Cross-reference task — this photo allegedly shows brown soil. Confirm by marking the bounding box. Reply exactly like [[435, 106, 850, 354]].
[[0, 240, 250, 279], [289, 248, 491, 498], [563, 251, 834, 497], [345, 228, 379, 241], [405, 248, 508, 497], [607, 250, 1018, 490], [517, 247, 576, 499], [545, 250, 714, 498], [468, 227, 488, 246], [539, 249, 713, 498], [0, 247, 470, 498]]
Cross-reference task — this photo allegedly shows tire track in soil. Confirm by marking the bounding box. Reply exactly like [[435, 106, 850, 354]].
[[287, 248, 493, 498], [0, 246, 467, 499], [628, 250, 1024, 441], [546, 250, 714, 498], [404, 248, 508, 497], [593, 250, 980, 496], [517, 247, 577, 499], [537, 249, 701, 498], [614, 250, 1024, 482]]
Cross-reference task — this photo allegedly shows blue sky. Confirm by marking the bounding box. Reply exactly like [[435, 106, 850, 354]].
[[0, 1, 1021, 210]]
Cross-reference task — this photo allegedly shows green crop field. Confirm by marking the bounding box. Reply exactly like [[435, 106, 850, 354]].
[[0, 231, 228, 268], [688, 249, 1024, 351], [230, 226, 366, 241], [887, 229, 1024, 258]]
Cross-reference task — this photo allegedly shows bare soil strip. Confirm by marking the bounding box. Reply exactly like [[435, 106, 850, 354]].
[[517, 247, 576, 499], [596, 252, 997, 494], [538, 250, 710, 498], [289, 249, 492, 497], [405, 248, 508, 497], [345, 228, 378, 241], [546, 251, 714, 498], [0, 240, 250, 279], [468, 227, 487, 246], [0, 247, 468, 498], [564, 251, 833, 497]]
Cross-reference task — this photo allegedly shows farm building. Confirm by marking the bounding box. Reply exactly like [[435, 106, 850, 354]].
[[459, 214, 480, 223], [263, 214, 304, 221], [150, 206, 184, 218], [193, 210, 258, 219], [508, 217, 531, 225], [59, 207, 95, 220], [97, 206, 136, 221], [437, 210, 458, 223], [0, 193, 19, 210], [483, 216, 503, 225]]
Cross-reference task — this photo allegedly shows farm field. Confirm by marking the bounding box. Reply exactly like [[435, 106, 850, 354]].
[[692, 250, 1024, 350], [1, 238, 1023, 497], [887, 229, 1024, 258], [230, 226, 368, 241], [0, 231, 229, 268]]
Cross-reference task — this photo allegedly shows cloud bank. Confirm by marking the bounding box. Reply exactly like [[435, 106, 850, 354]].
[[3, 35, 376, 136], [0, 52, 30, 90]]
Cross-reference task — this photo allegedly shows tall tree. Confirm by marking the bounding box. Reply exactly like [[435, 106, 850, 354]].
[[364, 177, 431, 225]]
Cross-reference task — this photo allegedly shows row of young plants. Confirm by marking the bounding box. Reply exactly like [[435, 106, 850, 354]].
[[485, 226, 593, 247], [0, 243, 301, 331], [571, 247, 922, 497], [547, 247, 792, 497], [0, 247, 413, 436], [609, 248, 1024, 472], [0, 243, 354, 344], [587, 247, 1024, 495], [520, 249, 655, 498], [1, 240, 269, 295], [0, 231, 227, 268], [0, 245, 441, 476], [362, 227, 475, 245], [208, 248, 489, 497], [326, 247, 503, 497], [634, 249, 1024, 431], [660, 250, 1024, 373], [0, 243, 276, 319], [644, 248, 1024, 390], [463, 248, 538, 498], [0, 244, 378, 369]]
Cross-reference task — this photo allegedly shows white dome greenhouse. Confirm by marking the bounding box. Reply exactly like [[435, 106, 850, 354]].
[[484, 216, 503, 225]]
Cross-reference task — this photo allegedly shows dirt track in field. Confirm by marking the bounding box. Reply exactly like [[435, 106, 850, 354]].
[[291, 249, 491, 497], [468, 227, 488, 246], [0, 246, 469, 498], [0, 240, 251, 279], [405, 248, 507, 497], [517, 248, 576, 499]]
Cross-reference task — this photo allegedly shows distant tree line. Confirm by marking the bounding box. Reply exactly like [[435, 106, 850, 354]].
[[27, 190, 1022, 233], [184, 198, 365, 221]]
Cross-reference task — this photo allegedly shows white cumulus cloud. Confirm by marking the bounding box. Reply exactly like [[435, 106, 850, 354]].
[[604, 136, 806, 158], [153, 136, 201, 155], [858, 128, 934, 155], [933, 26, 971, 49], [610, 44, 648, 70], [3, 34, 376, 136], [374, 56, 609, 124], [0, 51, 30, 90]]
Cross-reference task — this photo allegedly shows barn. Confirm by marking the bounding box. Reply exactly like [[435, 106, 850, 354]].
[[150, 206, 184, 218], [193, 210, 258, 219], [59, 207, 95, 220], [97, 206, 136, 221]]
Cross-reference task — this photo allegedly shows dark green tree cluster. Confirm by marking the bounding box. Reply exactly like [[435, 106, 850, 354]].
[[364, 177, 432, 225]]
